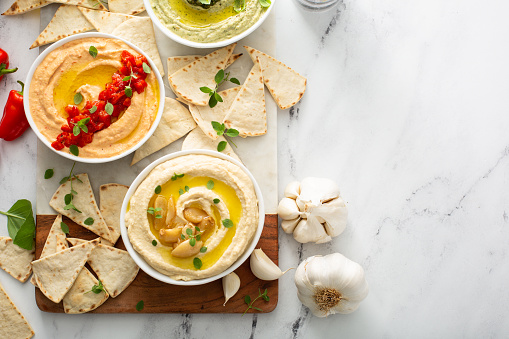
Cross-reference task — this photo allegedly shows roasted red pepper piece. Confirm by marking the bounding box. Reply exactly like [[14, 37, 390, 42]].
[[0, 81, 29, 141], [0, 48, 18, 81]]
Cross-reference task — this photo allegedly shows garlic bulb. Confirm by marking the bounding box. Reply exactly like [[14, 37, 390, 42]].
[[294, 253, 368, 317], [278, 177, 348, 244], [250, 249, 292, 281], [222, 272, 240, 306]]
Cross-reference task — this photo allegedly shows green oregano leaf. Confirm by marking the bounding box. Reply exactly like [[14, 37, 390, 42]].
[[74, 92, 83, 105]]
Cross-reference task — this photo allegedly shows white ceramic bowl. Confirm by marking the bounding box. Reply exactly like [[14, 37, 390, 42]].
[[143, 0, 275, 49], [120, 150, 265, 286], [24, 32, 166, 164]]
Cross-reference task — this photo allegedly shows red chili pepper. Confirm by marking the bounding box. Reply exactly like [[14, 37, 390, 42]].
[[0, 81, 29, 141], [0, 48, 18, 81]]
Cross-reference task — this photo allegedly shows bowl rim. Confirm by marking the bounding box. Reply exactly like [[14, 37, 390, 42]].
[[142, 0, 276, 49], [23, 32, 166, 164], [119, 149, 266, 286]]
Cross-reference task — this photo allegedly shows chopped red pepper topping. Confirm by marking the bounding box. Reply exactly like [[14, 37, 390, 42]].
[[51, 50, 150, 151]]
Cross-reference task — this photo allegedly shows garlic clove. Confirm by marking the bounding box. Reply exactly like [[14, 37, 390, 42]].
[[250, 248, 286, 281], [293, 216, 331, 244], [277, 197, 301, 220], [310, 198, 348, 238], [284, 181, 301, 199], [299, 177, 340, 206], [222, 272, 240, 306], [281, 217, 300, 234]]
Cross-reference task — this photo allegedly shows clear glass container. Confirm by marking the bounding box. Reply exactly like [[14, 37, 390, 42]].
[[295, 0, 340, 11]]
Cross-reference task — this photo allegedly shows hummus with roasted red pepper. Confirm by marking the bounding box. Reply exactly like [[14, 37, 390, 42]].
[[125, 154, 259, 281], [28, 37, 159, 158]]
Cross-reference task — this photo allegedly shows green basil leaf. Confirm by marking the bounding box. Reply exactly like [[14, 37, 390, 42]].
[[81, 125, 88, 133], [206, 180, 214, 189], [0, 200, 34, 249], [213, 198, 220, 204], [217, 141, 227, 152], [84, 217, 94, 226], [13, 211, 35, 250], [222, 219, 234, 228], [244, 295, 251, 305], [190, 238, 196, 246], [123, 76, 131, 81], [89, 46, 98, 58], [215, 69, 225, 84], [230, 77, 241, 85], [136, 300, 144, 311], [44, 169, 54, 179], [73, 125, 80, 136], [225, 129, 239, 137], [214, 92, 223, 102], [143, 62, 151, 74], [69, 145, 79, 156], [64, 194, 72, 205], [105, 102, 114, 115], [193, 257, 202, 269], [155, 185, 161, 194], [73, 92, 83, 105], [211, 121, 224, 134], [200, 246, 207, 253], [60, 222, 70, 234], [88, 105, 97, 114], [209, 94, 218, 108], [125, 86, 133, 98], [186, 228, 193, 236], [200, 86, 212, 93]]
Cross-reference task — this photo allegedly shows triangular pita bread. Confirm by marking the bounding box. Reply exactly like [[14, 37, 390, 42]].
[[223, 59, 267, 136], [32, 238, 99, 303], [131, 98, 196, 165], [182, 127, 242, 163], [49, 173, 114, 243], [244, 46, 307, 110], [79, 8, 136, 34], [169, 44, 236, 106], [31, 215, 67, 286], [30, 5, 94, 49], [67, 238, 112, 246], [2, 0, 50, 15], [99, 183, 129, 244], [0, 283, 34, 339], [50, 0, 106, 10], [87, 244, 139, 298], [187, 87, 240, 140], [167, 53, 242, 76], [111, 17, 164, 76], [55, 234, 69, 252], [0, 237, 34, 283], [63, 267, 109, 314], [109, 0, 145, 15]]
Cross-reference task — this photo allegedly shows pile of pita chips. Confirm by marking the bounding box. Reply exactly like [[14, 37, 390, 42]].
[[30, 4, 94, 49], [32, 238, 99, 303], [2, 0, 51, 15], [79, 7, 136, 34], [244, 46, 307, 110], [169, 44, 236, 106], [112, 16, 165, 76], [0, 237, 34, 283], [223, 59, 267, 136], [182, 127, 242, 163], [131, 97, 196, 165], [62, 267, 109, 314], [0, 283, 34, 339], [49, 173, 115, 243], [99, 183, 129, 244]]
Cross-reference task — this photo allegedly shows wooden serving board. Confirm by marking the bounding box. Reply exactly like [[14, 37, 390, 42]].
[[35, 214, 278, 313]]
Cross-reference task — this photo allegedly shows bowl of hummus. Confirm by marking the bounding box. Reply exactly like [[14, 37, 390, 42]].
[[121, 150, 265, 285], [144, 0, 275, 48], [24, 33, 165, 163]]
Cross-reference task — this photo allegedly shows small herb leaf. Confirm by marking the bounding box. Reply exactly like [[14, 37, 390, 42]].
[[89, 46, 98, 58], [88, 105, 97, 114], [152, 240, 157, 246], [60, 222, 70, 234], [84, 217, 94, 226], [74, 92, 83, 105], [185, 185, 190, 192], [123, 76, 131, 81], [200, 86, 212, 93], [136, 300, 144, 311], [215, 69, 225, 84], [222, 219, 234, 228], [190, 238, 196, 246], [69, 145, 79, 156], [143, 62, 151, 73], [213, 198, 220, 204], [155, 185, 162, 194], [200, 246, 207, 253], [105, 102, 114, 115], [217, 141, 227, 152], [125, 86, 133, 98], [225, 129, 239, 137], [206, 180, 214, 190], [244, 295, 251, 305], [230, 77, 241, 85], [179, 189, 184, 195], [44, 169, 54, 179], [193, 257, 203, 269]]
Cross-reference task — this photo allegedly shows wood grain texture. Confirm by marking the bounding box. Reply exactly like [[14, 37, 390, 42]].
[[35, 214, 278, 313]]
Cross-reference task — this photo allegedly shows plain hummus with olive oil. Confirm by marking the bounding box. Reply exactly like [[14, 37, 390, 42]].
[[126, 154, 259, 281]]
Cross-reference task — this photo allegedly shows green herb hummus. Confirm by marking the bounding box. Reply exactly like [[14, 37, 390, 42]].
[[149, 0, 269, 43]]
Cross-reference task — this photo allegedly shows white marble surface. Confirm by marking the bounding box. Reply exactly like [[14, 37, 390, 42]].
[[2, 0, 509, 337]]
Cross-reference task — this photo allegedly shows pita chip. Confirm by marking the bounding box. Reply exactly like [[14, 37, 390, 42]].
[[167, 53, 242, 76], [112, 17, 164, 76], [88, 244, 139, 298], [99, 184, 129, 244], [79, 8, 136, 34], [2, 0, 50, 15], [0, 237, 34, 283], [223, 59, 267, 137], [0, 283, 34, 339], [49, 173, 114, 243], [131, 98, 196, 165], [55, 234, 69, 252], [30, 5, 94, 49], [244, 46, 307, 110], [50, 0, 106, 10], [67, 238, 112, 246], [169, 44, 236, 106], [182, 127, 242, 163], [32, 238, 99, 303], [187, 87, 240, 140], [109, 0, 145, 15], [63, 267, 109, 314]]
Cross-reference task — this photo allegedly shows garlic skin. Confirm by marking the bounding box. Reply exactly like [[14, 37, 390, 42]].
[[222, 272, 240, 306], [278, 177, 348, 244], [294, 253, 368, 317], [250, 249, 291, 281]]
